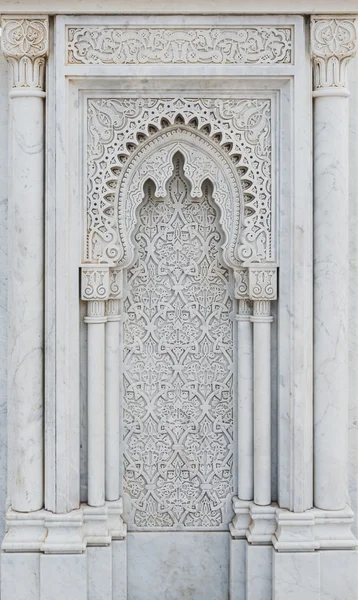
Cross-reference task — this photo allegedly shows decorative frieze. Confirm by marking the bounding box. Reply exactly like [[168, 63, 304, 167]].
[[67, 26, 293, 65], [311, 17, 357, 90], [1, 16, 49, 90]]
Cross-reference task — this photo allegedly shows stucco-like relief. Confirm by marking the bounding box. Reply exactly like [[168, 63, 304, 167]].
[[122, 155, 234, 529], [86, 97, 272, 266], [68, 26, 292, 65]]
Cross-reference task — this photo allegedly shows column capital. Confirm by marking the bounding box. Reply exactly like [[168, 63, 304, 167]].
[[311, 17, 357, 94], [0, 16, 49, 93]]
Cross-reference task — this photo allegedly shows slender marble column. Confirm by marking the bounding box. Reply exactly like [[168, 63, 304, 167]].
[[252, 300, 273, 506], [311, 17, 357, 510], [82, 267, 110, 507], [1, 16, 49, 512], [105, 298, 121, 501], [237, 299, 254, 501], [248, 267, 276, 507]]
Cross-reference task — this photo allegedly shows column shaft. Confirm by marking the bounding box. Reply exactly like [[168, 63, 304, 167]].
[[86, 301, 106, 507], [9, 95, 45, 512], [105, 300, 121, 501], [237, 300, 254, 501], [313, 95, 349, 510], [252, 301, 272, 506]]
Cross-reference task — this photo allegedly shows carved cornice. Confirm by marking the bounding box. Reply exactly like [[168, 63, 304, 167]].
[[1, 16, 49, 91], [311, 17, 357, 92]]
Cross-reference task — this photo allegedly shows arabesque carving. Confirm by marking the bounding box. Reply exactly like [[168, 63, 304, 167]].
[[86, 97, 273, 266], [311, 17, 357, 89], [123, 156, 234, 529], [68, 26, 292, 65], [1, 16, 49, 89]]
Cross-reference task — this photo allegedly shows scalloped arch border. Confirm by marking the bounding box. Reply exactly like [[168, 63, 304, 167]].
[[114, 126, 245, 269]]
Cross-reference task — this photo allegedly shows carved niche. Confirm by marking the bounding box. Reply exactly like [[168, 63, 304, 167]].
[[84, 94, 275, 530], [86, 97, 273, 266]]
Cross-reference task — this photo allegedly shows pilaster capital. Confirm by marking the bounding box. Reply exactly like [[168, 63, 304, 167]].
[[248, 265, 277, 302], [81, 265, 110, 302], [311, 17, 357, 93], [0, 16, 49, 92]]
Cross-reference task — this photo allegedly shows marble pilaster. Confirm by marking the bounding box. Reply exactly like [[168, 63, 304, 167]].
[[1, 15, 49, 513], [311, 16, 357, 510]]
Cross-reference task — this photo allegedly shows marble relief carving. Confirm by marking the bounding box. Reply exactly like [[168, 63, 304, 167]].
[[1, 17, 49, 88], [311, 18, 357, 88], [86, 97, 273, 266], [123, 156, 234, 529], [68, 26, 292, 65]]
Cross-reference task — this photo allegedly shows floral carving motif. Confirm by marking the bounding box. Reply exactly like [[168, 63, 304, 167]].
[[1, 17, 49, 89], [248, 267, 277, 301], [311, 18, 357, 89], [81, 266, 110, 300], [86, 97, 272, 266], [123, 157, 234, 529], [68, 26, 292, 65]]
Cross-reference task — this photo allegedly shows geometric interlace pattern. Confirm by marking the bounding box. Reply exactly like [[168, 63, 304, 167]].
[[123, 155, 234, 529]]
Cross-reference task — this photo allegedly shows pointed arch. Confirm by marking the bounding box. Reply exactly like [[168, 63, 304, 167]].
[[114, 126, 245, 270]]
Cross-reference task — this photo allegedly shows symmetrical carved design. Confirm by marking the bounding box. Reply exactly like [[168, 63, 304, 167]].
[[122, 157, 234, 529], [248, 267, 277, 301], [311, 17, 357, 89], [81, 266, 110, 300], [86, 97, 272, 265], [68, 26, 292, 65], [116, 129, 242, 269], [1, 16, 49, 89]]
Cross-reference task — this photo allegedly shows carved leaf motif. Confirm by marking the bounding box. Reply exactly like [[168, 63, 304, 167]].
[[123, 157, 234, 530], [68, 26, 292, 65]]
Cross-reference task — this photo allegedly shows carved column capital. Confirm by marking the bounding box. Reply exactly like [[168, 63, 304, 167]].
[[311, 17, 357, 93], [0, 16, 49, 92], [248, 266, 277, 302]]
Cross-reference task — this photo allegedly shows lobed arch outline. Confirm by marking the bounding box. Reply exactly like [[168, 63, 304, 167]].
[[113, 125, 247, 271]]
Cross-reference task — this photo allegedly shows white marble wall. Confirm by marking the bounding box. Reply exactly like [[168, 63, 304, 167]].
[[0, 50, 8, 590]]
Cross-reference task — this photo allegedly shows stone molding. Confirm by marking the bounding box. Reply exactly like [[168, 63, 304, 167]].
[[311, 16, 357, 92], [0, 15, 49, 91], [2, 500, 127, 554], [230, 498, 358, 552], [67, 25, 293, 65]]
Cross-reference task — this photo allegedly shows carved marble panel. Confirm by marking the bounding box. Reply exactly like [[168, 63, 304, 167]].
[[86, 96, 273, 265], [68, 26, 293, 65], [122, 156, 235, 530]]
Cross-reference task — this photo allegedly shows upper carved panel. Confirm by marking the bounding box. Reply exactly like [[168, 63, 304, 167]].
[[1, 16, 49, 89], [311, 17, 357, 90], [68, 26, 292, 65], [86, 97, 273, 266]]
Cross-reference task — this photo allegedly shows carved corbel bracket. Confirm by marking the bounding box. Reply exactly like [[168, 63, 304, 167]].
[[1, 16, 49, 92], [311, 17, 357, 93]]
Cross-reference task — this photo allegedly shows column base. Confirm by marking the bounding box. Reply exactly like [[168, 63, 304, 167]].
[[1, 501, 127, 600], [2, 499, 127, 553]]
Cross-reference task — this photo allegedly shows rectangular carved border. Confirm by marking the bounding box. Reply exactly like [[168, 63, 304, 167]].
[[66, 25, 293, 65]]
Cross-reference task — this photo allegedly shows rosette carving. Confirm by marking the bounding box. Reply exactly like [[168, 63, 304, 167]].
[[1, 16, 49, 89]]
